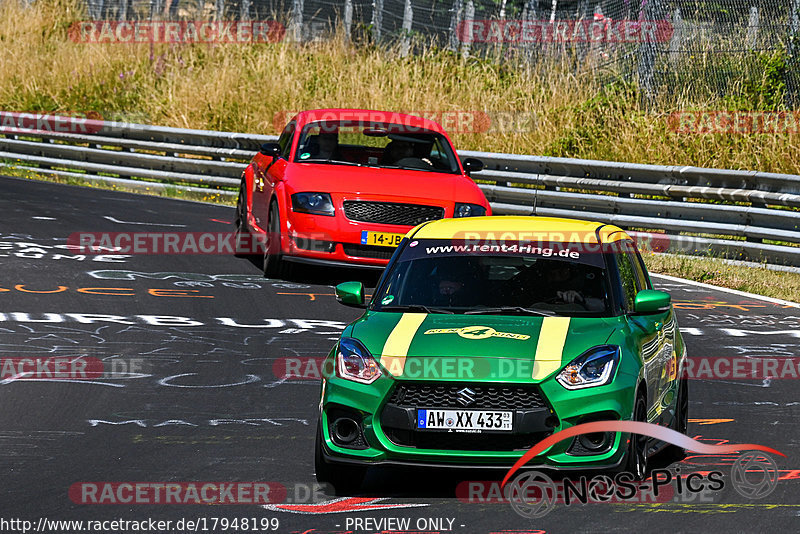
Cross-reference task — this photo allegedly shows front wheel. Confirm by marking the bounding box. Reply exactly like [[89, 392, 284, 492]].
[[314, 422, 366, 494], [263, 201, 290, 279], [620, 394, 648, 480]]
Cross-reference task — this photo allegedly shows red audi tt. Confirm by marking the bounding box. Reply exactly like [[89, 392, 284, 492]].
[[234, 109, 491, 276]]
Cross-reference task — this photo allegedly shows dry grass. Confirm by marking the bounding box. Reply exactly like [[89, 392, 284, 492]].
[[644, 254, 800, 303], [2, 0, 800, 173]]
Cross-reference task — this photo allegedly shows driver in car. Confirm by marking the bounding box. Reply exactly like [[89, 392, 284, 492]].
[[523, 260, 605, 311], [381, 138, 433, 169]]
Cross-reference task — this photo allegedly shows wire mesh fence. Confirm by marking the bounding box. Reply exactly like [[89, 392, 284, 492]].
[[77, 0, 800, 108]]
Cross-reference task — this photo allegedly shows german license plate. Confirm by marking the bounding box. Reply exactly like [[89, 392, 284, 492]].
[[361, 230, 404, 247], [417, 409, 513, 431]]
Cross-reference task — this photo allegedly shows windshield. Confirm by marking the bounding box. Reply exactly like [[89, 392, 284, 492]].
[[293, 120, 460, 173], [372, 239, 613, 317]]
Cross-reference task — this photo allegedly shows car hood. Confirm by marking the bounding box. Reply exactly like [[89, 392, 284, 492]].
[[286, 163, 481, 203], [348, 312, 625, 383]]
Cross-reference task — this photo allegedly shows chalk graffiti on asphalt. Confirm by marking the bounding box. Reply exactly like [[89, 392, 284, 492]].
[[0, 241, 128, 262]]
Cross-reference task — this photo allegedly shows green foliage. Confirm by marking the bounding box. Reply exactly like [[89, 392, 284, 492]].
[[543, 80, 641, 158]]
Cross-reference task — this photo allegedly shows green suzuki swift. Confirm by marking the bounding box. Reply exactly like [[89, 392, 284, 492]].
[[315, 216, 688, 491]]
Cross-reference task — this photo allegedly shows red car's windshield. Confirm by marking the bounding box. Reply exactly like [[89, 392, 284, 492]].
[[294, 120, 461, 174]]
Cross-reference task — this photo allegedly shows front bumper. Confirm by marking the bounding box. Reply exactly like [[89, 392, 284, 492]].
[[319, 370, 638, 469], [284, 211, 412, 267]]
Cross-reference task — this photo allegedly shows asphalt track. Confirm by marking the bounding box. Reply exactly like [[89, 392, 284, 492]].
[[1, 175, 799, 534]]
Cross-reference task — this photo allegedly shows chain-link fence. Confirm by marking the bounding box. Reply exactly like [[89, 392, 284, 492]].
[[79, 0, 800, 108]]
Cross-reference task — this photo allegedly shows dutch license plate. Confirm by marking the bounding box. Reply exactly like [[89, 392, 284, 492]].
[[361, 230, 404, 248], [417, 409, 513, 432]]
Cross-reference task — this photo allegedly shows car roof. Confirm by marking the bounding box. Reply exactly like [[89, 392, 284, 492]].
[[410, 216, 633, 244], [293, 109, 446, 134]]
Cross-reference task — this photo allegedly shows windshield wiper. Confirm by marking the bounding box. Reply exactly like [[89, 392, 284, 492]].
[[300, 158, 362, 166], [380, 305, 455, 314], [464, 306, 555, 317]]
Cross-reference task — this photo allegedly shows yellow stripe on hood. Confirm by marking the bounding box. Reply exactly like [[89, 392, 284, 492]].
[[532, 317, 571, 380], [380, 313, 428, 376]]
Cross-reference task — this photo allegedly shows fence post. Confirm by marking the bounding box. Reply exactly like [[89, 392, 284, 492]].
[[240, 0, 251, 21], [448, 0, 463, 52], [668, 8, 682, 63], [343, 0, 353, 41], [788, 0, 800, 107], [371, 0, 383, 42], [637, 0, 659, 105], [400, 0, 414, 57], [522, 0, 537, 62], [117, 0, 129, 20], [461, 0, 474, 59], [291, 0, 304, 42], [746, 6, 759, 50]]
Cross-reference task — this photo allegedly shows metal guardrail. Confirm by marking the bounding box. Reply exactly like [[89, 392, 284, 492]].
[[1, 115, 799, 266]]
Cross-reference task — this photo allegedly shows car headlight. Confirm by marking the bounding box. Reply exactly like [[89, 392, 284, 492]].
[[454, 203, 486, 217], [556, 345, 620, 389], [336, 338, 382, 384], [291, 192, 335, 216]]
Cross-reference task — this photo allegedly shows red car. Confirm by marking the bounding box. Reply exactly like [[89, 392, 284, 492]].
[[234, 109, 491, 276]]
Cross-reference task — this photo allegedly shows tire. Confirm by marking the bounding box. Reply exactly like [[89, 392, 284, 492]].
[[314, 421, 366, 495], [620, 393, 649, 480], [262, 201, 290, 279], [665, 376, 689, 462], [233, 184, 251, 257]]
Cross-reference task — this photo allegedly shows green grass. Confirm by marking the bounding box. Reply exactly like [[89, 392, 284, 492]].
[[1, 0, 800, 174]]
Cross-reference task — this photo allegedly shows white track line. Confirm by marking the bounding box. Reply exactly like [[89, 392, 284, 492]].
[[650, 273, 800, 308]]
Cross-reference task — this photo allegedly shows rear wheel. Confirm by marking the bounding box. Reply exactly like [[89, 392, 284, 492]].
[[233, 184, 252, 257], [314, 421, 366, 494], [665, 375, 689, 462], [263, 201, 290, 279]]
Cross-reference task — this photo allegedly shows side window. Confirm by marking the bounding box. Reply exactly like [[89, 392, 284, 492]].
[[616, 253, 637, 312], [630, 249, 650, 290], [277, 122, 295, 159]]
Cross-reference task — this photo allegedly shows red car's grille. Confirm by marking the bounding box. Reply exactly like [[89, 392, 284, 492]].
[[342, 243, 395, 260], [342, 201, 444, 226]]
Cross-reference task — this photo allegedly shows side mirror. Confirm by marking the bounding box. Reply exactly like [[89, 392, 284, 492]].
[[462, 157, 484, 176], [335, 281, 365, 308], [633, 289, 671, 314], [259, 142, 281, 157]]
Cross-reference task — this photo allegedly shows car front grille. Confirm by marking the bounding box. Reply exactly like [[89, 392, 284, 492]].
[[342, 243, 395, 260], [383, 428, 546, 451], [342, 201, 444, 226], [388, 383, 548, 410]]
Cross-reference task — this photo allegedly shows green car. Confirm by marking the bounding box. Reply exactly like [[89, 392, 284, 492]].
[[315, 216, 688, 491]]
